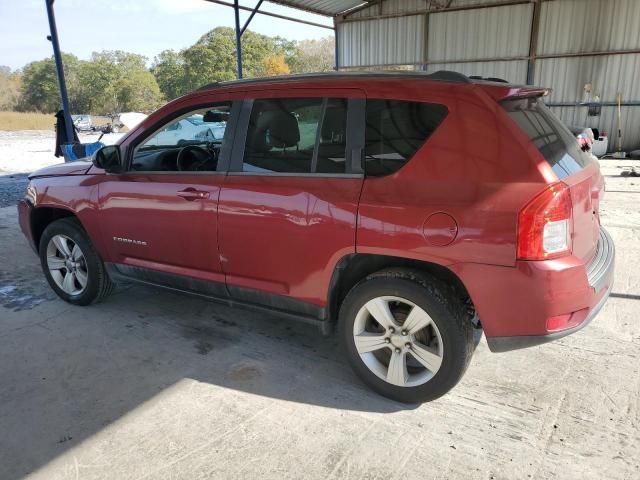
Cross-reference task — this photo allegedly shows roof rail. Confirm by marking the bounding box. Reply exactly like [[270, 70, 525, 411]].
[[194, 70, 474, 92], [427, 70, 472, 83]]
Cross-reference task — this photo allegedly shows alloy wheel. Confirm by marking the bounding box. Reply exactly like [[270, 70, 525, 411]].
[[46, 234, 88, 296], [352, 296, 444, 387]]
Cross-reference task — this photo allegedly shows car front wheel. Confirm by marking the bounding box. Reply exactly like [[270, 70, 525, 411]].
[[39, 218, 114, 305], [339, 269, 476, 403]]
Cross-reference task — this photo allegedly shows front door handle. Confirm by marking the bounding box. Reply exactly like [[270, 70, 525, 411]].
[[177, 188, 210, 201]]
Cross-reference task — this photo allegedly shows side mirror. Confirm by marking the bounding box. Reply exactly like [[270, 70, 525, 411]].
[[93, 145, 122, 173]]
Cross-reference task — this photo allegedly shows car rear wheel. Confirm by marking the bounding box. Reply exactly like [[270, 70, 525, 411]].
[[39, 218, 114, 306], [339, 269, 475, 403]]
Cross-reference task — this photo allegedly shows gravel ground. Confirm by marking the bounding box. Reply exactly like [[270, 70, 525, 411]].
[[0, 172, 29, 208]]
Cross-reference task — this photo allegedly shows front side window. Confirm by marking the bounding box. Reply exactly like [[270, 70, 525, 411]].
[[364, 100, 448, 177], [242, 97, 348, 174], [131, 103, 231, 172]]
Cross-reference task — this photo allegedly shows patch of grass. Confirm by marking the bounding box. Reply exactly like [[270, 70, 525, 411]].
[[0, 111, 54, 131], [91, 116, 111, 128]]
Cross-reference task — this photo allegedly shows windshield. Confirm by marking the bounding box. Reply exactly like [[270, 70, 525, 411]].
[[185, 114, 204, 126], [138, 106, 230, 150]]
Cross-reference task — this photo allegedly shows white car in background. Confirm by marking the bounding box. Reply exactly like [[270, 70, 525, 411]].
[[144, 114, 226, 146], [72, 115, 92, 132]]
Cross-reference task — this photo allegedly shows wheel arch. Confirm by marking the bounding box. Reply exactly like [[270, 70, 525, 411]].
[[31, 206, 79, 252], [327, 254, 477, 327]]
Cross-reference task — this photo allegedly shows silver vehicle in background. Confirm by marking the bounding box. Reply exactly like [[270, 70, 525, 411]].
[[72, 115, 93, 132]]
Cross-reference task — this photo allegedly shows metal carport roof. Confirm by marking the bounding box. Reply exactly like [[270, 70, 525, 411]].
[[264, 1, 373, 17]]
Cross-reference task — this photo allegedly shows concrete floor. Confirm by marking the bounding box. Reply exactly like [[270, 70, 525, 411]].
[[0, 161, 639, 480]]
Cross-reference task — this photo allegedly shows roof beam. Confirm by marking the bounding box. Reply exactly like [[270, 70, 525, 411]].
[[341, 0, 383, 18], [240, 0, 264, 35], [268, 1, 379, 17], [265, 0, 337, 17], [336, 0, 537, 24], [203, 0, 334, 30]]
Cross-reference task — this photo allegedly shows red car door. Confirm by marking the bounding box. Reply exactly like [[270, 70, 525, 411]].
[[218, 90, 365, 315], [97, 97, 242, 296]]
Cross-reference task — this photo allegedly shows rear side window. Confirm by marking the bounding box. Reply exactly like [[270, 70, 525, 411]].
[[503, 97, 592, 178], [243, 97, 347, 174], [364, 100, 448, 177]]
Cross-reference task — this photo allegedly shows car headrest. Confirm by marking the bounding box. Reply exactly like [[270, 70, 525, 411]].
[[321, 107, 346, 144], [254, 110, 300, 150]]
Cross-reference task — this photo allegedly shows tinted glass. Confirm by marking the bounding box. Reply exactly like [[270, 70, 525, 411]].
[[503, 97, 592, 178], [364, 100, 448, 176], [242, 98, 347, 174], [316, 99, 348, 173]]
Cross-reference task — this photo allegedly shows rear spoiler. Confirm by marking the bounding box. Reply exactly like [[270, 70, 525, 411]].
[[475, 83, 551, 102]]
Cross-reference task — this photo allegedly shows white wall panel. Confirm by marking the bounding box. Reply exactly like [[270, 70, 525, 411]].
[[338, 16, 425, 67], [427, 4, 533, 61], [535, 54, 640, 102], [382, 0, 427, 15], [538, 0, 640, 55]]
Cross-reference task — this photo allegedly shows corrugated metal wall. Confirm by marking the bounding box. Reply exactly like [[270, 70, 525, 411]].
[[336, 0, 640, 151], [338, 16, 425, 67]]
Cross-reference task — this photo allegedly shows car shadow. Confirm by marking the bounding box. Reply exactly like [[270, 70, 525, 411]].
[[0, 263, 415, 479], [103, 282, 414, 416]]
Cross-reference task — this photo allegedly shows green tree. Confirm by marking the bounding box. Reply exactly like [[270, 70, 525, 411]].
[[179, 27, 300, 87], [115, 68, 163, 112], [0, 66, 22, 111], [289, 37, 335, 73], [18, 53, 81, 113], [151, 50, 187, 101], [77, 51, 163, 114], [13, 29, 330, 115], [182, 27, 239, 89]]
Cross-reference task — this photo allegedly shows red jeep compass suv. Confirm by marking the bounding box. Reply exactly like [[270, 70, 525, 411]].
[[18, 71, 615, 403]]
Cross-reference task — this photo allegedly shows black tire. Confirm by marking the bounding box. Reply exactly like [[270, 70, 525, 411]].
[[39, 217, 114, 306], [338, 268, 475, 403]]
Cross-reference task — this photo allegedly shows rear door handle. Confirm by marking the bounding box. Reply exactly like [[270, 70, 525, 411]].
[[177, 188, 210, 200]]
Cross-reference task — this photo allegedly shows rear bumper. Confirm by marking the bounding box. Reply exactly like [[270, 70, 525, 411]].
[[451, 227, 615, 352], [17, 199, 37, 252], [486, 279, 613, 352]]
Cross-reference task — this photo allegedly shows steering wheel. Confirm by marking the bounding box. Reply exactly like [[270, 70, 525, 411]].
[[176, 145, 216, 172]]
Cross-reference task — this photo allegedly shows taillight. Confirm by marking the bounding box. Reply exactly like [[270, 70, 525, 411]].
[[517, 182, 573, 260]]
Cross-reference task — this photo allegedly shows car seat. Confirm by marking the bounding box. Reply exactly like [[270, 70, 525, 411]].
[[316, 105, 347, 173], [247, 109, 308, 172]]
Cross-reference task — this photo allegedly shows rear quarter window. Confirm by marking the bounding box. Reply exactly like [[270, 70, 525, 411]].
[[502, 97, 593, 179], [364, 100, 448, 177]]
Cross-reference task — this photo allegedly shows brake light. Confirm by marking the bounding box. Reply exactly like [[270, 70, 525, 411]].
[[517, 182, 572, 260]]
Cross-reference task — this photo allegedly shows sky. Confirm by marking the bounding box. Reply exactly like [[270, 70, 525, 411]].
[[0, 0, 334, 71]]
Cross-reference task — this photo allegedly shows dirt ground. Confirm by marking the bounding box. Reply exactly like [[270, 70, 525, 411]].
[[0, 134, 638, 479]]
